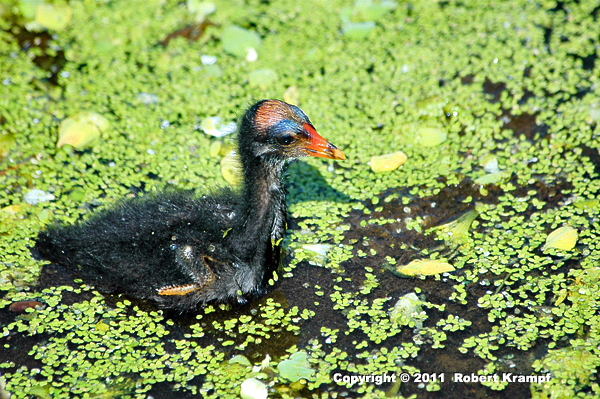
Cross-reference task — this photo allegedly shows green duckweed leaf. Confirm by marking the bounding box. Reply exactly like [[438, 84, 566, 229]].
[[95, 321, 109, 333], [18, 0, 43, 20], [203, 63, 223, 77], [209, 141, 222, 157], [67, 187, 87, 202]]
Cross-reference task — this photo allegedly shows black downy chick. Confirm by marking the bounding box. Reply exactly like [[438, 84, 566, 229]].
[[36, 100, 346, 311]]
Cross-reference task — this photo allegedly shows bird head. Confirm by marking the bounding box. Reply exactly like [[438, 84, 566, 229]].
[[239, 100, 346, 162]]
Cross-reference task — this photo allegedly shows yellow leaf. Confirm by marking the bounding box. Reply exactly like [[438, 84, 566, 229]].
[[431, 207, 480, 245], [209, 141, 222, 157], [474, 171, 511, 185], [35, 3, 73, 31], [57, 112, 110, 149], [542, 226, 578, 251], [95, 322, 109, 333], [370, 151, 407, 173], [573, 199, 599, 210], [220, 150, 242, 186], [418, 126, 447, 147], [0, 132, 16, 159], [393, 259, 455, 278], [283, 86, 300, 105]]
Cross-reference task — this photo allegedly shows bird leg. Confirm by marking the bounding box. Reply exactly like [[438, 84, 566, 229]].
[[157, 245, 216, 296]]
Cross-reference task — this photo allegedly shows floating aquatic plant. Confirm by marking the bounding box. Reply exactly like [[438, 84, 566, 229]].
[[137, 92, 158, 105], [390, 292, 423, 329], [481, 155, 500, 173], [276, 351, 314, 382], [353, 0, 398, 20], [221, 25, 261, 59], [429, 205, 486, 245], [229, 355, 252, 367], [340, 0, 397, 39], [299, 243, 332, 267], [542, 226, 578, 251]]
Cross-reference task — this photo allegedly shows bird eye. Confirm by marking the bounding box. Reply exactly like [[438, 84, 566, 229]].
[[276, 134, 296, 146]]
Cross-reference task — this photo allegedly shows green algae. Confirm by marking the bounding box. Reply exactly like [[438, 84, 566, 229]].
[[1, 0, 600, 398]]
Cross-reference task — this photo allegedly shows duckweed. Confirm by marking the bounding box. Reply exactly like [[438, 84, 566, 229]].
[[2, 0, 600, 397]]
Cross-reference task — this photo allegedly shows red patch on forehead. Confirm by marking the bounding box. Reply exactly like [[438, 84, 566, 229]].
[[254, 100, 295, 131], [303, 122, 317, 136]]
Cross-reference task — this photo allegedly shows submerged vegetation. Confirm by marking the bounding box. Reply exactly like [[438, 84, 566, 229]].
[[1, 0, 600, 398]]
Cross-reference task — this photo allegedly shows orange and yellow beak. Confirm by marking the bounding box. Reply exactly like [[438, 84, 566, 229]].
[[302, 123, 346, 160]]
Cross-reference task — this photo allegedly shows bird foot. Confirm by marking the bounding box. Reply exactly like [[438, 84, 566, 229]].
[[157, 283, 200, 296]]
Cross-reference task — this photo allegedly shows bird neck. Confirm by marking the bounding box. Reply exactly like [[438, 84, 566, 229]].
[[233, 155, 287, 258]]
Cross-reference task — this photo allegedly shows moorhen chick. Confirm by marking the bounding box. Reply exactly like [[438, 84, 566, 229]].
[[36, 100, 345, 311]]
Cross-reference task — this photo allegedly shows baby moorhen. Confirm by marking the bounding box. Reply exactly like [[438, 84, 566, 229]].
[[36, 100, 345, 311]]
